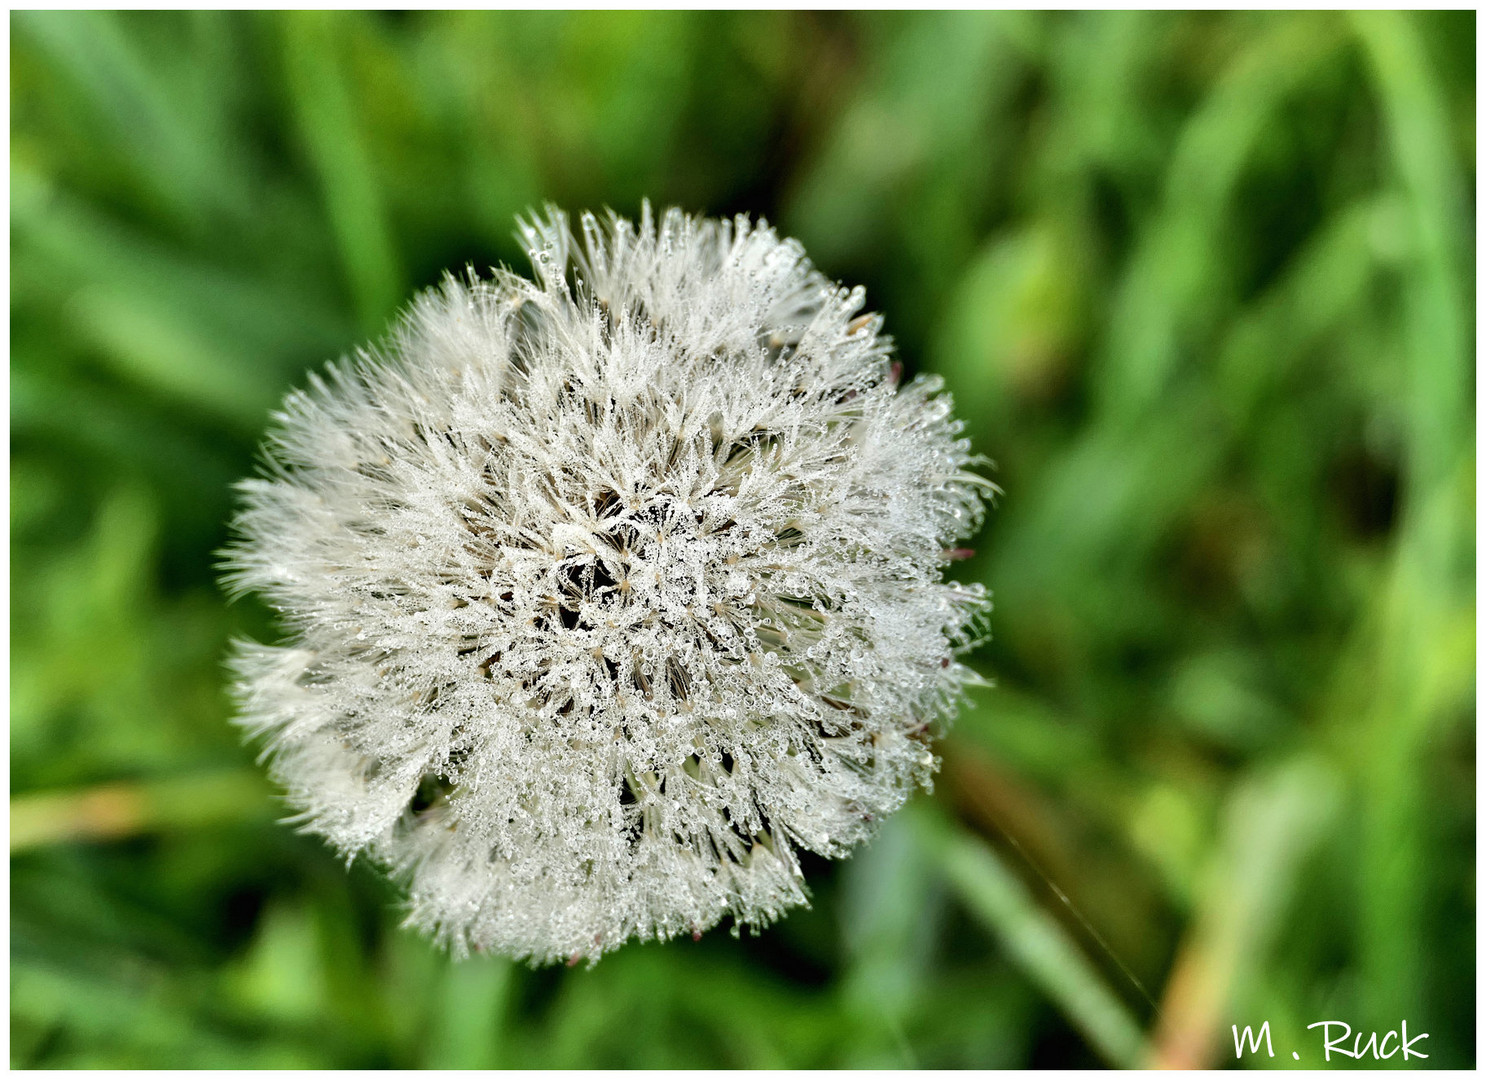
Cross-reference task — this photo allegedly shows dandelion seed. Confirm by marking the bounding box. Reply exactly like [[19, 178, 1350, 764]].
[[222, 203, 993, 965]]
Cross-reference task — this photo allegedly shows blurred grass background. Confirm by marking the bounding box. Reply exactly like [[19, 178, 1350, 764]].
[[10, 10, 1475, 1069]]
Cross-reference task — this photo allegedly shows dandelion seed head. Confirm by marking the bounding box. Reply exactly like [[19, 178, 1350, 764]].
[[224, 204, 991, 965]]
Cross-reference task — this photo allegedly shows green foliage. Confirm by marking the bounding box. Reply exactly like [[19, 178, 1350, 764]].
[[11, 11, 1474, 1068]]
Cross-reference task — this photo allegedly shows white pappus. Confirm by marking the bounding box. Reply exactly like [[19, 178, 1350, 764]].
[[223, 204, 993, 965]]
